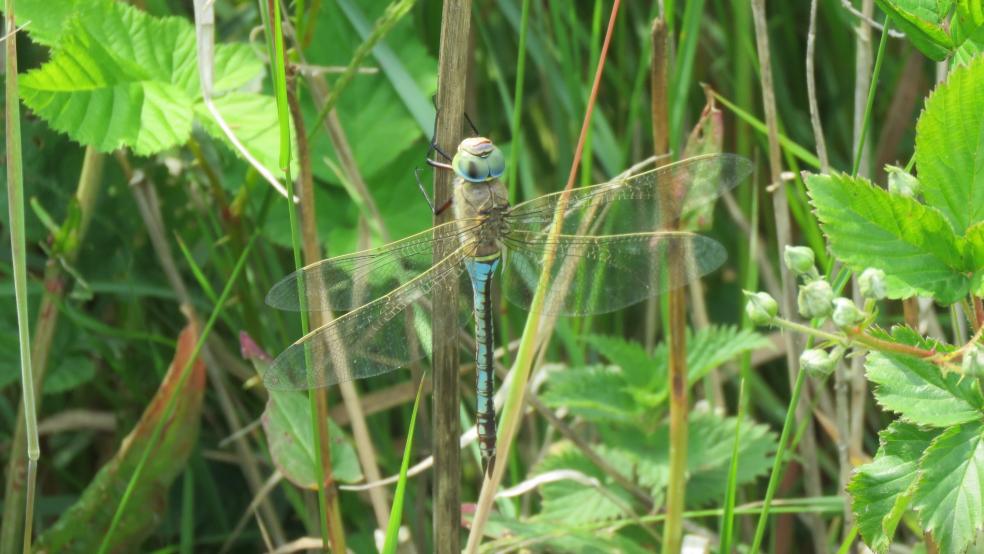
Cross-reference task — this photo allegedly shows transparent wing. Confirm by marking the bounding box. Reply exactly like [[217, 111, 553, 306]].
[[505, 153, 752, 236], [263, 246, 470, 390], [501, 231, 726, 316], [266, 218, 483, 312]]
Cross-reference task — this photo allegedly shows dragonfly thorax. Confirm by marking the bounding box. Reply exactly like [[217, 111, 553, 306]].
[[453, 171, 510, 258]]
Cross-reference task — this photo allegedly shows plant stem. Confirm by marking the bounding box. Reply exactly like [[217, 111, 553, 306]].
[[97, 235, 258, 554], [4, 5, 39, 552], [658, 10, 689, 549], [432, 2, 472, 551], [750, 0, 827, 550], [464, 3, 622, 551], [0, 148, 104, 554], [750, 367, 809, 552]]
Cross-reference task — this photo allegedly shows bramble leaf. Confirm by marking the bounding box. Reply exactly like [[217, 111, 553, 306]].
[[850, 422, 939, 553], [18, 2, 263, 156], [912, 422, 984, 553], [866, 351, 983, 427], [915, 56, 984, 234], [875, 0, 954, 61], [806, 172, 969, 303]]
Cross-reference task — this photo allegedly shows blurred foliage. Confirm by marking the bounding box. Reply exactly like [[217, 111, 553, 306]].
[[1, 0, 982, 552]]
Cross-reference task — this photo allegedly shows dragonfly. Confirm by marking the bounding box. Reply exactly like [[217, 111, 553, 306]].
[[263, 135, 752, 471]]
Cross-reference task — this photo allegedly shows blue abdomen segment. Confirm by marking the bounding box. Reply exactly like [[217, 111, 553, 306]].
[[465, 256, 501, 471]]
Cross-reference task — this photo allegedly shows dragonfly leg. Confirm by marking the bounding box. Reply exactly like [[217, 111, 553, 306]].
[[413, 166, 454, 216]]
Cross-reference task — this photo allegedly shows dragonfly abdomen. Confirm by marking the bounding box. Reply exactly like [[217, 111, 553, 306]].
[[465, 256, 501, 472]]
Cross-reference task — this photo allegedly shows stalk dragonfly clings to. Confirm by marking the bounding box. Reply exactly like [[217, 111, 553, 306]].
[[263, 135, 752, 471]]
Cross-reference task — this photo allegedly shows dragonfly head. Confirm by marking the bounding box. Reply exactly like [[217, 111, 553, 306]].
[[452, 137, 505, 183]]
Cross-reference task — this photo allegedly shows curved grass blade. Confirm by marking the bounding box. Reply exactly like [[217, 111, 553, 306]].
[[381, 376, 426, 554]]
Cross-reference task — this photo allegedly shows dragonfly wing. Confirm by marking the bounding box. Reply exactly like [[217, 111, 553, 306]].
[[266, 218, 482, 312], [505, 153, 752, 236], [501, 231, 726, 316], [263, 246, 471, 390]]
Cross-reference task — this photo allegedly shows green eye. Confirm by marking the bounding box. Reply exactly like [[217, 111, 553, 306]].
[[453, 153, 487, 182], [487, 147, 505, 178]]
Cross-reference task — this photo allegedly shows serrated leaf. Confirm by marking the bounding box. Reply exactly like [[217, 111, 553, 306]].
[[916, 56, 984, 234], [609, 410, 776, 506], [875, 0, 954, 61], [195, 93, 296, 178], [3, 0, 112, 47], [585, 334, 656, 389], [18, 2, 263, 156], [957, 0, 984, 40], [850, 422, 939, 553], [533, 443, 636, 525], [912, 423, 984, 553], [587, 326, 768, 409], [806, 172, 969, 303], [867, 351, 982, 426], [262, 390, 363, 488], [540, 365, 638, 423], [684, 326, 771, 379]]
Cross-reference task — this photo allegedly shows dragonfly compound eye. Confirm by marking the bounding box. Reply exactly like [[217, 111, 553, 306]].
[[486, 147, 505, 179], [453, 152, 490, 183]]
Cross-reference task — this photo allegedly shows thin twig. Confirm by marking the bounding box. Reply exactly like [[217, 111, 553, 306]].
[[122, 158, 287, 545], [464, 2, 622, 552], [749, 1, 827, 551], [806, 0, 830, 172], [432, 2, 472, 551], [840, 0, 905, 38]]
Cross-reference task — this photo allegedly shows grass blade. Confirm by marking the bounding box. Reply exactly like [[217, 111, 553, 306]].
[[382, 377, 426, 554]]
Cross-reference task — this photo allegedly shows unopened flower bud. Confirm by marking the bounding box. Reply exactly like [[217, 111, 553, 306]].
[[797, 279, 834, 319], [858, 268, 887, 300], [831, 297, 865, 327], [784, 246, 816, 276], [801, 348, 835, 379], [885, 165, 920, 198], [744, 290, 778, 325], [962, 345, 984, 378]]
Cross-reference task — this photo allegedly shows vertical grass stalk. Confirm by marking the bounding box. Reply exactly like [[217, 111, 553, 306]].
[[263, 0, 339, 549], [97, 235, 259, 554], [3, 4, 39, 552], [750, 0, 827, 550], [464, 2, 622, 551], [432, 2, 472, 551]]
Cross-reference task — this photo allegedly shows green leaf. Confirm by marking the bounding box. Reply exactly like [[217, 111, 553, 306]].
[[636, 411, 777, 506], [912, 422, 984, 553], [195, 93, 296, 179], [850, 422, 939, 553], [586, 326, 769, 409], [3, 0, 112, 47], [875, 0, 954, 61], [915, 56, 984, 234], [584, 334, 656, 389], [35, 325, 206, 553], [866, 351, 983, 427], [262, 390, 363, 488], [806, 172, 969, 303], [540, 365, 638, 423], [18, 2, 263, 156], [533, 443, 636, 525], [957, 0, 984, 41], [43, 353, 96, 394]]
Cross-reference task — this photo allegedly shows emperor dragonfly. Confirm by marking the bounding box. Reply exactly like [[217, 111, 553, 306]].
[[263, 136, 752, 469]]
